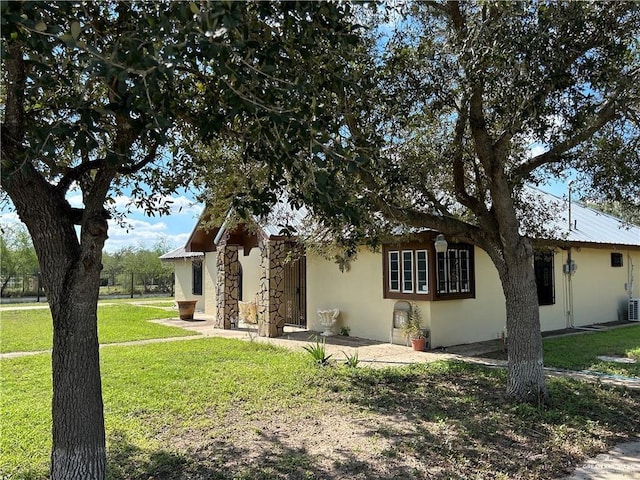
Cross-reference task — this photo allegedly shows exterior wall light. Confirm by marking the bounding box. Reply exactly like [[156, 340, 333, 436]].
[[434, 234, 448, 253]]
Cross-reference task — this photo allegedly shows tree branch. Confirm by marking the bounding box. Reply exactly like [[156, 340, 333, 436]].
[[116, 142, 159, 175], [512, 94, 620, 180], [1, 42, 26, 171]]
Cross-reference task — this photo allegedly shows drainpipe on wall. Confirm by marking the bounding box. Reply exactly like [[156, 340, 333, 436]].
[[564, 248, 575, 329], [628, 254, 636, 299]]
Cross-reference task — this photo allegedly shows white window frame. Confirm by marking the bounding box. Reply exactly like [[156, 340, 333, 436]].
[[416, 250, 429, 294], [402, 250, 414, 293], [388, 250, 400, 292]]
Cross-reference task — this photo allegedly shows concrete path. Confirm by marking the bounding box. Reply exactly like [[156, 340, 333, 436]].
[[559, 441, 640, 480]]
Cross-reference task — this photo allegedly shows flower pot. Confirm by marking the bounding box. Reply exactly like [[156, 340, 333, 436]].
[[177, 300, 197, 320], [411, 337, 426, 352]]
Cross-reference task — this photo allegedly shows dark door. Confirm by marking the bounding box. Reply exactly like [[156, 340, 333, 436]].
[[283, 256, 306, 327]]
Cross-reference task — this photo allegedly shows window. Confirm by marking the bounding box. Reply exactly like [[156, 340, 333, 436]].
[[383, 241, 474, 301], [436, 247, 472, 294], [534, 250, 554, 305], [611, 252, 623, 267], [402, 250, 414, 293], [192, 260, 203, 295], [388, 251, 400, 292], [416, 250, 428, 293], [387, 249, 429, 296]]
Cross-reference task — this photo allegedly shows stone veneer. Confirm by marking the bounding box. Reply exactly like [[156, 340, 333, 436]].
[[215, 243, 239, 329], [257, 239, 301, 337]]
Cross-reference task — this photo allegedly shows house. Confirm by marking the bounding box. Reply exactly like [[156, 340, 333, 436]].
[[160, 188, 640, 348]]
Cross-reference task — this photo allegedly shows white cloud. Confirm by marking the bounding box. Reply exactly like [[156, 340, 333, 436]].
[[104, 218, 188, 252], [108, 194, 203, 217]]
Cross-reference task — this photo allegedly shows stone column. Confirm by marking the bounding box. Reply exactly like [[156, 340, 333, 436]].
[[257, 239, 289, 337], [215, 244, 239, 329]]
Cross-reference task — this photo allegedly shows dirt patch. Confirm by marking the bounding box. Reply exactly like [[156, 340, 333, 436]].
[[123, 365, 640, 480]]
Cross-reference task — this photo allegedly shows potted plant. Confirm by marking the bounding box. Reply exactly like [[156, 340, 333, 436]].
[[401, 303, 428, 351]]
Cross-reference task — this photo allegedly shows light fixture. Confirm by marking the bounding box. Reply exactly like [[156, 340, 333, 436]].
[[434, 234, 448, 253]]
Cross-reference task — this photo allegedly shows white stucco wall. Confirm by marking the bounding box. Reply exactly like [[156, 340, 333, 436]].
[[170, 241, 639, 346], [203, 252, 217, 315], [173, 258, 205, 311], [305, 245, 640, 348], [306, 248, 399, 342], [559, 248, 639, 326], [429, 248, 505, 348], [239, 246, 262, 305]]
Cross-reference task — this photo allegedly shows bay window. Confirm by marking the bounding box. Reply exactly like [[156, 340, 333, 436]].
[[383, 240, 474, 301]]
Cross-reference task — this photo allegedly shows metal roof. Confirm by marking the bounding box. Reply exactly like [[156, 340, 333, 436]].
[[159, 246, 205, 261], [256, 203, 310, 238], [527, 186, 640, 247]]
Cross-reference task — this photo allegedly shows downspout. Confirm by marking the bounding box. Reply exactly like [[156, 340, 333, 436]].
[[565, 247, 575, 329], [629, 254, 636, 299]]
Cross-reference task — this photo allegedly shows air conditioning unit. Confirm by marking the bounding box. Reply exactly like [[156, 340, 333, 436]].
[[630, 299, 640, 322]]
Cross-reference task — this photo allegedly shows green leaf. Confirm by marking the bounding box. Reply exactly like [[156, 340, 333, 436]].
[[70, 21, 81, 40], [34, 21, 46, 32], [189, 2, 199, 15]]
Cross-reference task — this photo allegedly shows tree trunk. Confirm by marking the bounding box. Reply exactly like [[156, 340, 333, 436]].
[[49, 265, 106, 480], [495, 238, 550, 405], [2, 171, 108, 480]]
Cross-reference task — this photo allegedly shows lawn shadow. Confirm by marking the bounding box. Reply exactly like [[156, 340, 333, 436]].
[[107, 426, 424, 480], [319, 361, 640, 479]]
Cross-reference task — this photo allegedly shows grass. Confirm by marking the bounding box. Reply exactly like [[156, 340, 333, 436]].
[[0, 304, 194, 353], [543, 325, 640, 377], [1, 337, 639, 480]]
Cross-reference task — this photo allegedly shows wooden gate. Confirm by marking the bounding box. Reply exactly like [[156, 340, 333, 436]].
[[283, 256, 306, 327]]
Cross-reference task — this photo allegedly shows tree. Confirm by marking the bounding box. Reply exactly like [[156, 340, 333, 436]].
[[226, 2, 640, 403], [100, 250, 124, 288], [1, 2, 363, 478], [121, 243, 174, 292], [0, 224, 39, 296]]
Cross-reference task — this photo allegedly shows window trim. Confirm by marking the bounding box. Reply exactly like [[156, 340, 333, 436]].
[[383, 240, 475, 301]]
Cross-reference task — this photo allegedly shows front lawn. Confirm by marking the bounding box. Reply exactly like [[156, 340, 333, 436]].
[[1, 338, 639, 480], [0, 304, 195, 353], [543, 325, 640, 377]]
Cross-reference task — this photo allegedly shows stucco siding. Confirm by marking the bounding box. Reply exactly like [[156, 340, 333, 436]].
[[239, 246, 262, 305], [203, 252, 217, 314], [562, 248, 639, 326], [306, 248, 398, 342], [173, 259, 205, 311], [170, 241, 639, 347]]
